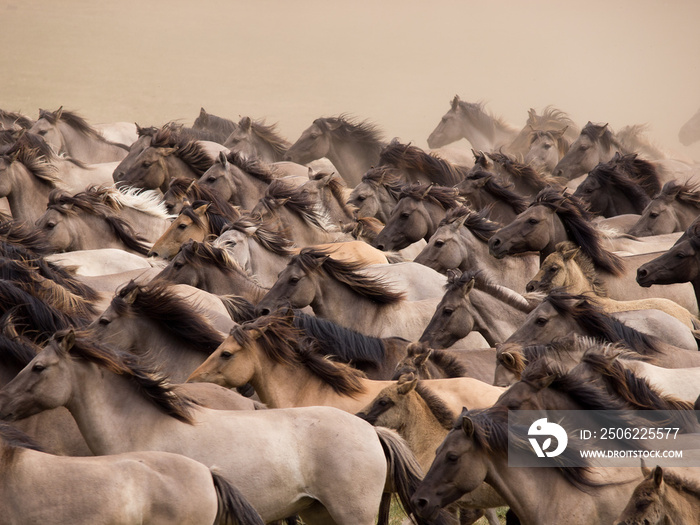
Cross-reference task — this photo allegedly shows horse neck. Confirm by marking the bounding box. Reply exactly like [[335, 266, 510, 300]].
[[672, 201, 700, 231], [71, 214, 137, 253], [659, 482, 700, 522], [605, 187, 644, 216], [129, 328, 208, 383], [4, 165, 53, 223], [203, 265, 269, 303], [162, 156, 198, 193], [457, 115, 495, 152], [310, 272, 383, 328], [247, 239, 291, 287], [420, 201, 449, 241], [376, 187, 398, 224], [254, 137, 286, 163], [59, 122, 123, 163], [66, 360, 176, 454], [231, 169, 270, 210], [397, 398, 450, 472], [541, 211, 569, 262], [274, 208, 337, 247], [466, 287, 528, 346], [326, 137, 379, 186]]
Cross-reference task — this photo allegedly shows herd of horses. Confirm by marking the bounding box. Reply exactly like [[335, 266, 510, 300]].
[[0, 100, 700, 524]]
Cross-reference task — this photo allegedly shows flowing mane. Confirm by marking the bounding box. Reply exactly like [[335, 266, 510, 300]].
[[459, 169, 530, 215], [38, 108, 129, 150], [310, 170, 355, 219], [95, 186, 172, 219], [0, 109, 33, 129], [219, 215, 295, 256], [529, 129, 571, 158], [527, 106, 577, 132], [531, 188, 625, 275], [393, 341, 469, 380], [379, 141, 469, 186], [616, 124, 667, 160], [241, 118, 291, 158], [0, 219, 53, 255], [150, 127, 214, 176], [446, 269, 533, 312], [544, 290, 663, 355], [658, 179, 700, 208], [52, 329, 196, 423], [177, 200, 232, 237], [486, 151, 563, 190], [230, 314, 366, 396], [359, 166, 405, 199], [137, 121, 224, 144], [315, 115, 385, 154], [397, 183, 465, 210], [0, 315, 41, 371], [46, 189, 152, 255], [453, 100, 518, 137], [414, 382, 457, 429], [440, 206, 504, 242], [223, 150, 279, 184], [292, 311, 386, 368], [255, 180, 332, 231], [579, 122, 626, 154], [591, 152, 660, 198], [291, 247, 406, 304], [110, 280, 225, 354], [165, 177, 240, 219], [0, 142, 60, 187]]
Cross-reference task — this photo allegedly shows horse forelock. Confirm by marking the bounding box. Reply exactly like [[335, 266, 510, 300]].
[[440, 206, 501, 242], [380, 141, 469, 186], [660, 180, 700, 208], [469, 172, 529, 214], [0, 110, 33, 129], [225, 215, 295, 256], [260, 180, 331, 231], [224, 150, 278, 183], [399, 183, 464, 210], [294, 247, 406, 304], [53, 329, 196, 423], [414, 382, 456, 429], [112, 281, 224, 353], [3, 145, 60, 187]]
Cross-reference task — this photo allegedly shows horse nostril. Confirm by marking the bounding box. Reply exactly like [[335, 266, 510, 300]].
[[491, 237, 501, 248], [525, 282, 535, 292], [637, 268, 648, 278], [554, 169, 563, 178], [258, 308, 271, 316], [283, 155, 293, 162], [376, 243, 385, 251], [414, 497, 428, 510]]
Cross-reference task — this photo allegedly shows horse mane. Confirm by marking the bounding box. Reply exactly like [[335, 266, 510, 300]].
[[529, 129, 571, 158], [616, 124, 667, 160], [592, 153, 660, 198], [314, 115, 384, 153], [0, 219, 53, 255], [396, 342, 469, 379], [220, 214, 295, 256], [223, 150, 279, 184], [359, 166, 405, 199], [0, 143, 61, 187], [579, 122, 626, 154], [0, 109, 33, 129], [38, 108, 129, 150], [111, 280, 225, 354], [544, 290, 663, 355], [96, 185, 172, 219], [544, 241, 609, 296], [217, 294, 256, 323], [528, 106, 577, 132], [460, 169, 529, 215], [414, 382, 457, 429], [348, 217, 385, 242], [659, 179, 700, 208], [231, 314, 366, 396], [178, 200, 232, 237], [456, 404, 598, 490], [454, 100, 517, 135], [487, 151, 563, 190], [165, 177, 240, 219], [151, 127, 214, 176], [256, 179, 331, 231], [379, 141, 469, 186], [193, 109, 238, 141], [310, 171, 355, 219], [54, 329, 196, 423], [650, 468, 700, 501], [398, 183, 464, 210], [0, 421, 45, 464], [46, 189, 152, 256], [531, 188, 625, 276], [0, 313, 40, 371], [139, 121, 223, 143], [446, 268, 533, 312], [440, 206, 503, 242], [173, 240, 260, 285], [245, 118, 291, 157], [292, 311, 385, 368], [293, 247, 406, 304]]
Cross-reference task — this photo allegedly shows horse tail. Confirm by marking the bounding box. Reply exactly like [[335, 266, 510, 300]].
[[374, 426, 454, 525], [210, 469, 265, 525]]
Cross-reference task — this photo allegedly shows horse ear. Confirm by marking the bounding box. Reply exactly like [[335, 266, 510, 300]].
[[501, 351, 516, 368], [597, 124, 609, 138], [218, 150, 229, 167], [56, 329, 76, 353], [160, 147, 178, 157], [55, 106, 63, 120], [552, 126, 568, 139], [533, 373, 556, 390], [446, 268, 463, 283], [240, 116, 252, 131], [245, 326, 267, 340], [462, 415, 475, 437], [193, 202, 210, 217], [199, 107, 207, 118], [459, 275, 475, 295], [325, 119, 342, 131], [451, 95, 461, 110], [653, 466, 664, 488], [561, 245, 579, 261], [414, 349, 433, 367], [397, 375, 418, 395], [191, 240, 200, 254], [122, 286, 139, 305], [319, 172, 335, 187], [640, 459, 651, 477]]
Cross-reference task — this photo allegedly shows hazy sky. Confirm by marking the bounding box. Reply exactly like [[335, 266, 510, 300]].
[[2, 0, 699, 157]]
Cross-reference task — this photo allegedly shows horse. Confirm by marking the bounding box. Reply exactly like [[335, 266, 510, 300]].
[[118, 125, 215, 192], [454, 168, 530, 225], [0, 135, 117, 223], [0, 109, 33, 130], [523, 127, 571, 175], [149, 200, 236, 259], [255, 247, 451, 340], [679, 107, 700, 146], [488, 187, 699, 313], [526, 241, 699, 330], [628, 180, 700, 237], [29, 108, 130, 163], [504, 290, 700, 368], [35, 188, 159, 255], [299, 170, 355, 228], [507, 105, 580, 157], [414, 206, 539, 293], [373, 184, 465, 251], [192, 107, 238, 143], [0, 421, 265, 525], [0, 328, 448, 525], [411, 405, 642, 525], [224, 116, 291, 162], [356, 375, 503, 525], [614, 465, 700, 524], [427, 96, 519, 153], [162, 174, 243, 216], [376, 140, 470, 186], [553, 121, 626, 180], [347, 166, 405, 223], [572, 153, 660, 217], [285, 115, 385, 186], [485, 151, 564, 198], [419, 269, 533, 349], [187, 313, 504, 414]]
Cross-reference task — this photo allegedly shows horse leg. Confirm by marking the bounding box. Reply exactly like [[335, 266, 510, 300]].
[[484, 508, 501, 525], [299, 502, 340, 525]]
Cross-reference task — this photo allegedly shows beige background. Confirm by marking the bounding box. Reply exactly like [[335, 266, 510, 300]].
[[1, 0, 699, 158]]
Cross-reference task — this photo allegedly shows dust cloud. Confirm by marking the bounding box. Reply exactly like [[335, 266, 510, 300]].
[[1, 0, 699, 159]]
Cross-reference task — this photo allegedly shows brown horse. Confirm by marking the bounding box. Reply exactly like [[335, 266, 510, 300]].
[[0, 421, 265, 525], [347, 166, 405, 222], [554, 121, 626, 180], [628, 180, 700, 237], [485, 151, 564, 198], [377, 139, 470, 186], [223, 116, 291, 163], [454, 168, 529, 225], [187, 313, 504, 413], [390, 342, 497, 384]]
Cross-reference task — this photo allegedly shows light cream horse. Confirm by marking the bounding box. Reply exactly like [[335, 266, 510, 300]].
[[188, 314, 504, 414], [0, 421, 264, 525], [0, 329, 439, 525]]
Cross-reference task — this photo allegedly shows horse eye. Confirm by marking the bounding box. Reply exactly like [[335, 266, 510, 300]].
[[400, 212, 410, 219], [548, 265, 559, 272], [378, 398, 392, 407], [443, 308, 454, 316], [527, 218, 538, 225], [579, 144, 590, 151], [535, 317, 548, 326], [207, 176, 217, 183], [177, 223, 188, 229], [543, 144, 552, 149], [446, 452, 460, 462], [37, 129, 47, 136], [142, 161, 153, 168], [356, 195, 366, 202], [45, 222, 56, 230], [32, 363, 45, 372], [173, 262, 184, 270], [220, 351, 233, 359], [676, 252, 686, 259], [289, 277, 300, 284], [98, 317, 111, 326], [649, 212, 659, 219], [434, 239, 445, 247]]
